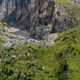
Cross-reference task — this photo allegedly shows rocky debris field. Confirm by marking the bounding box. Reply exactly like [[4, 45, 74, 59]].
[[1, 27, 57, 48]]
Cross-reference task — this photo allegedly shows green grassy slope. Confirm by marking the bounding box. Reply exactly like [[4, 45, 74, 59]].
[[0, 25, 80, 80], [0, 0, 80, 79]]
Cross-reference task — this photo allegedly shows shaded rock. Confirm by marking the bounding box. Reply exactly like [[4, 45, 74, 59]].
[[0, 0, 79, 34]]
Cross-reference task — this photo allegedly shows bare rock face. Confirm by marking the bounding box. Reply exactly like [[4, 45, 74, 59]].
[[0, 0, 79, 35], [18, 0, 56, 32], [0, 0, 25, 24], [0, 0, 56, 31]]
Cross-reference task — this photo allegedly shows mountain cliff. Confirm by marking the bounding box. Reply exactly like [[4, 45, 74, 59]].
[[0, 0, 80, 35]]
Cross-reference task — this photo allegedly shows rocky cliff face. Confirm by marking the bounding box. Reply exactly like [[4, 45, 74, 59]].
[[0, 0, 80, 35], [0, 0, 56, 36], [0, 0, 24, 24]]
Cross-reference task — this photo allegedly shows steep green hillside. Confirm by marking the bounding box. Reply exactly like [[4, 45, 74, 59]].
[[0, 0, 80, 79], [0, 24, 80, 80]]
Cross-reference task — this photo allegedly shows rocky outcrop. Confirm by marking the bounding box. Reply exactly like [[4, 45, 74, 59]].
[[0, 0, 80, 35], [0, 0, 55, 30], [0, 26, 57, 47]]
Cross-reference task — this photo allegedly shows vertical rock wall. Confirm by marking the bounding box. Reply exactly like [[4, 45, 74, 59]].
[[0, 0, 79, 33]]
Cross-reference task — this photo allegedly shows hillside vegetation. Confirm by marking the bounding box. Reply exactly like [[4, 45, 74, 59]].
[[0, 22, 80, 80], [0, 0, 80, 80]]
